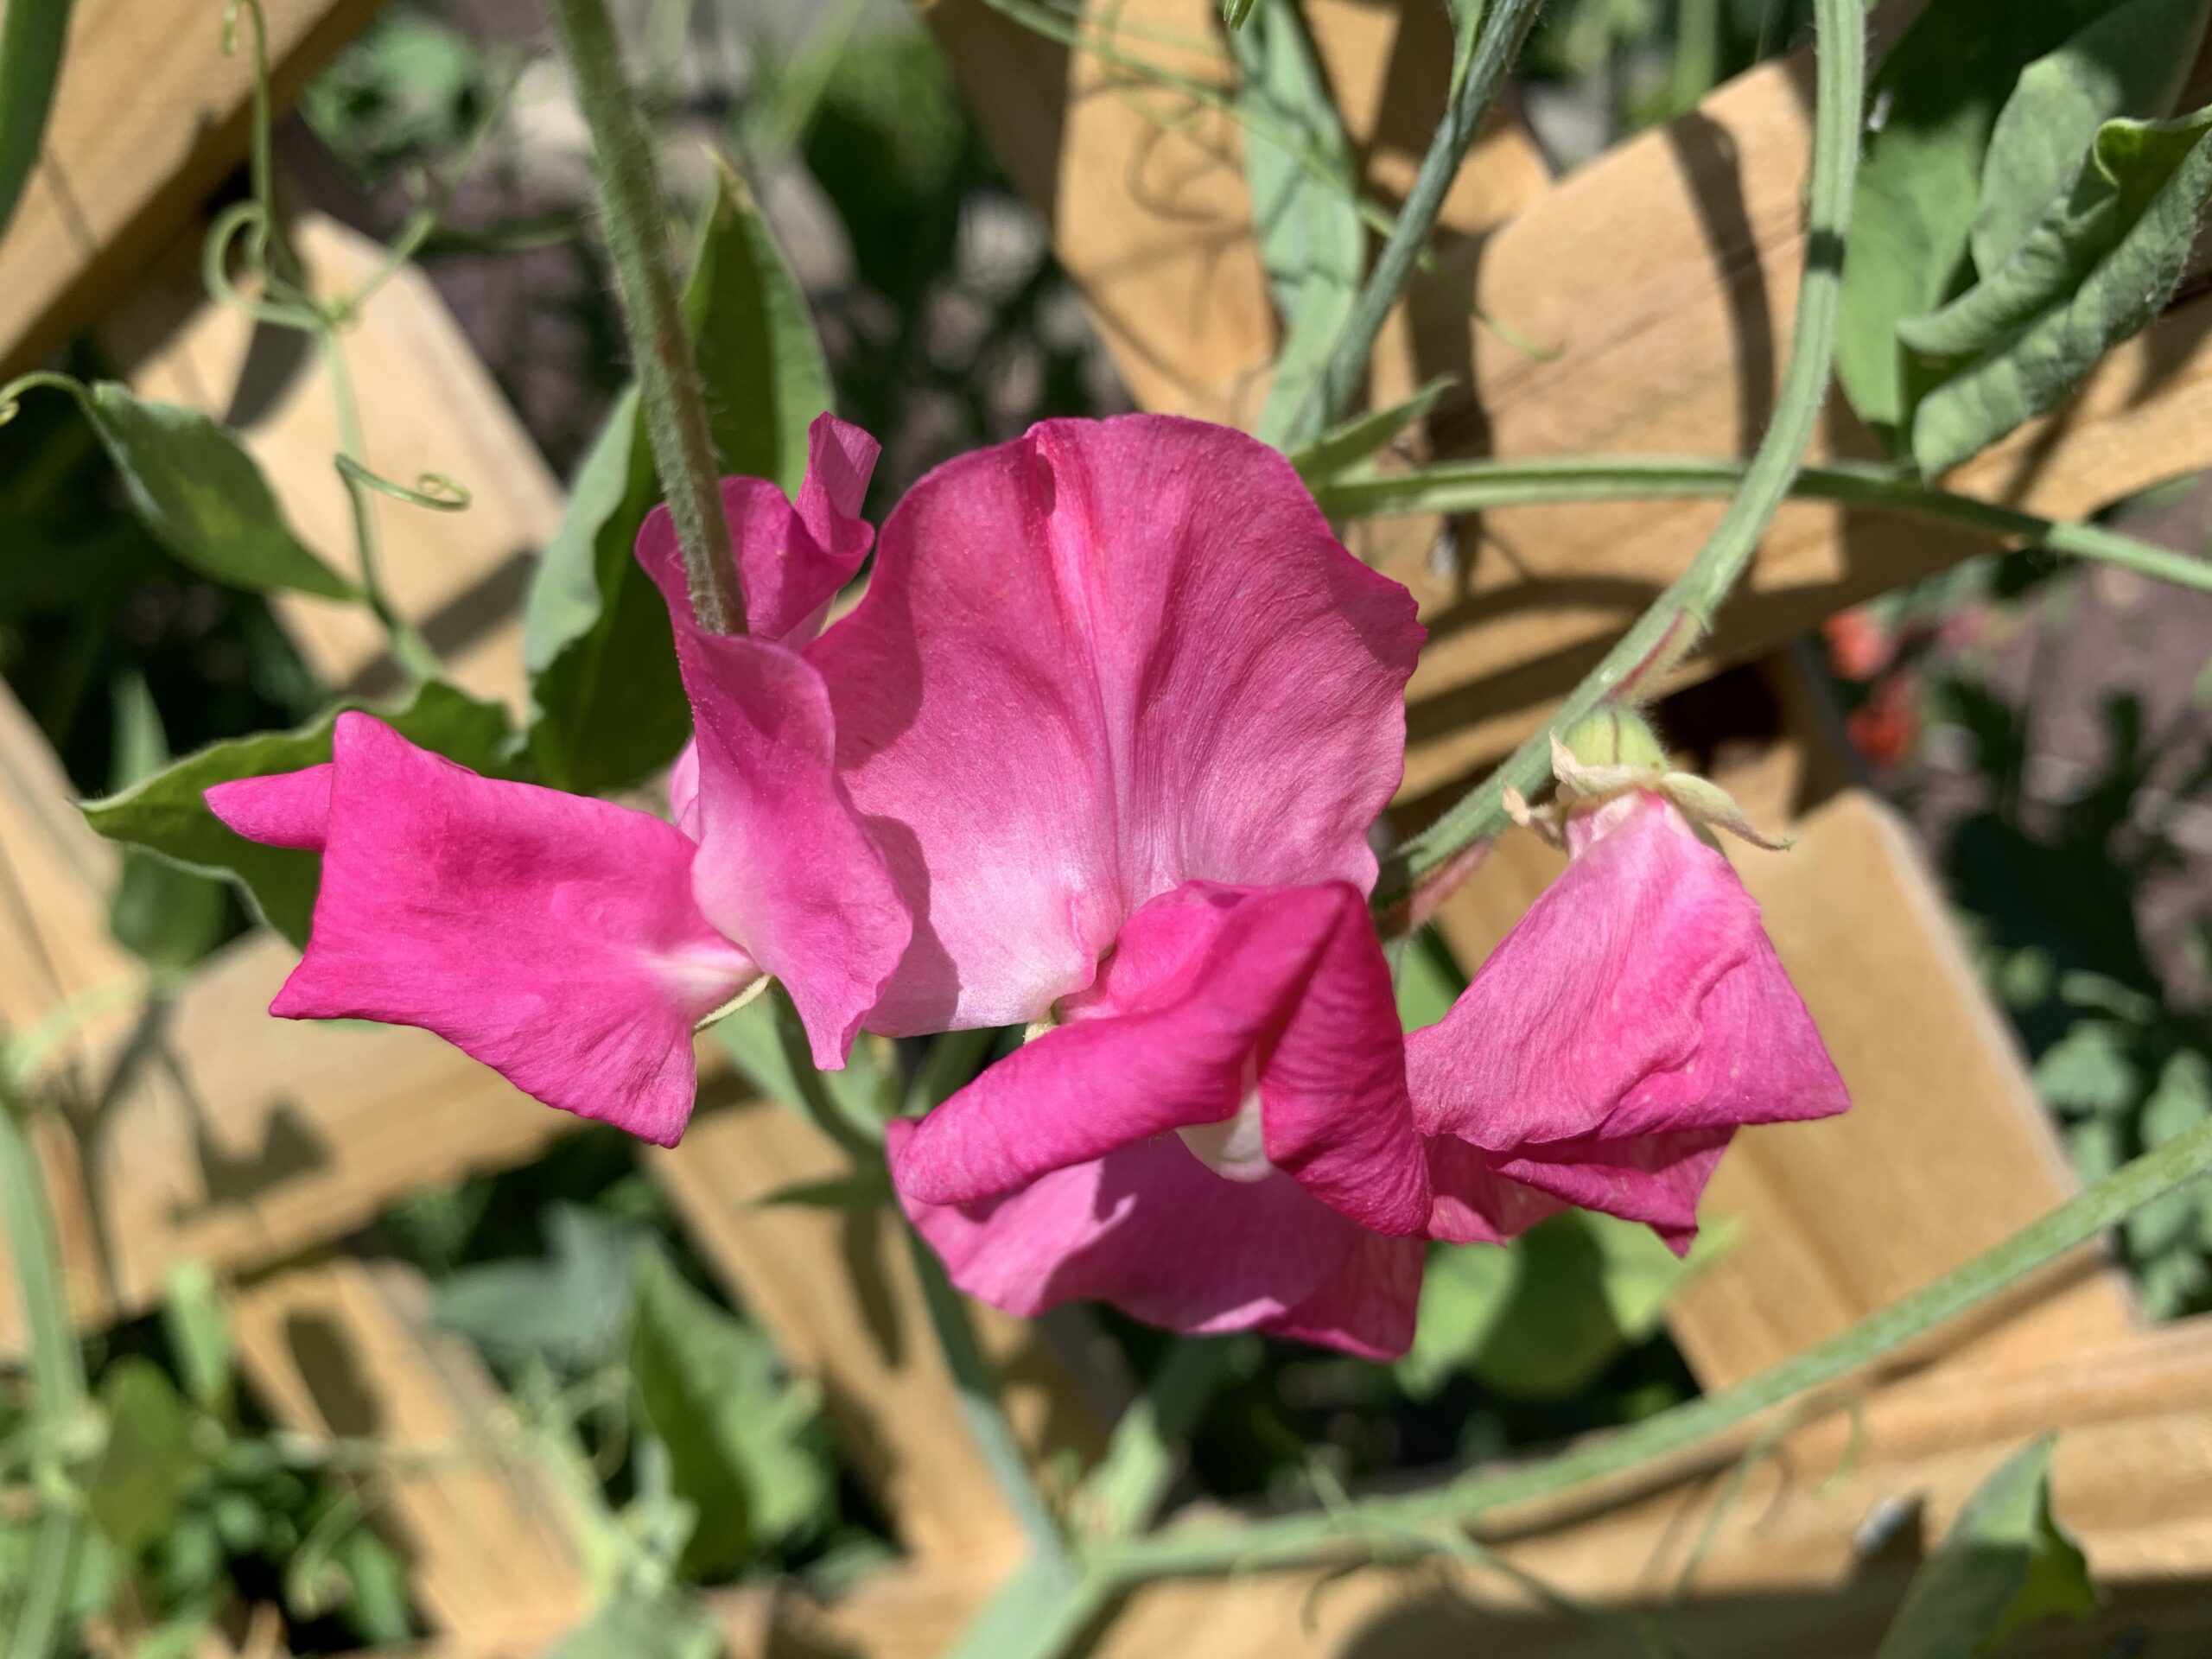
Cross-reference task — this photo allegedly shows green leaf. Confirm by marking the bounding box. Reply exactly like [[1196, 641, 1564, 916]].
[[1400, 1211, 1732, 1401], [1901, 105, 2212, 474], [57, 380, 357, 599], [525, 167, 835, 795], [712, 986, 898, 1132], [1290, 375, 1454, 486], [943, 1548, 1088, 1659], [84, 1359, 218, 1554], [542, 1592, 723, 1659], [160, 1260, 234, 1421], [105, 674, 227, 970], [1875, 1435, 2096, 1657], [749, 1168, 893, 1211], [1394, 925, 1465, 1034], [630, 1244, 830, 1576], [1835, 0, 2110, 437], [1233, 0, 1365, 451], [1221, 0, 1258, 28], [0, 0, 73, 240], [79, 679, 516, 947], [431, 1204, 641, 1370], [1972, 0, 2209, 274], [2032, 1020, 2139, 1115]]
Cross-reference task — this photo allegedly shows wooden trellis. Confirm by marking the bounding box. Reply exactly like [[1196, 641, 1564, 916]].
[[5, 0, 2212, 1653]]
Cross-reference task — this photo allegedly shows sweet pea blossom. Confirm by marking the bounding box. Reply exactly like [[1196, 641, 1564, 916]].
[[669, 414, 1434, 1357], [205, 416, 909, 1147], [1411, 734, 1851, 1254]]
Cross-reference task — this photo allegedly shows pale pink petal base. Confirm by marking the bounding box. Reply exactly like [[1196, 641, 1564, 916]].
[[245, 715, 753, 1146], [890, 1128, 1421, 1358]]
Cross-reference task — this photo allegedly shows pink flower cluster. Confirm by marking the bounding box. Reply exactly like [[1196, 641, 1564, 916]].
[[209, 416, 1847, 1357]]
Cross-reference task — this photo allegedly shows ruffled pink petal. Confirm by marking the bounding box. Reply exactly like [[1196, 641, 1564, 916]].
[[634, 413, 879, 646], [1423, 1137, 1571, 1246], [206, 764, 333, 850], [677, 632, 909, 1069], [811, 414, 1424, 1033], [889, 881, 1427, 1236], [635, 421, 909, 1071], [1408, 794, 1846, 1149], [1484, 1128, 1733, 1256], [892, 1128, 1417, 1356], [266, 714, 753, 1147]]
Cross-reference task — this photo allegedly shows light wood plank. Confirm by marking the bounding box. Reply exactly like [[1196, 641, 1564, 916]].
[[229, 1255, 588, 1648], [0, 0, 379, 377]]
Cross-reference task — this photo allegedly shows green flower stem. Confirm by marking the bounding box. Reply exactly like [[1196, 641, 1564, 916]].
[[1096, 1111, 2212, 1586], [905, 1227, 1077, 1571], [1383, 0, 1865, 910], [0, 1084, 88, 1659], [547, 0, 742, 635], [1306, 0, 1548, 433], [1314, 455, 2212, 594]]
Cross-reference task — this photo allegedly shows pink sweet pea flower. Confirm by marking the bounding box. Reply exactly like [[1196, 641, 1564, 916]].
[[207, 416, 910, 1146], [709, 414, 1433, 1355], [1410, 789, 1851, 1253]]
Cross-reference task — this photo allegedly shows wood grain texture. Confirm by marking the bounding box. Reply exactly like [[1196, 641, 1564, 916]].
[[99, 214, 563, 714], [0, 0, 379, 377], [1429, 661, 2137, 1388], [229, 1256, 588, 1647]]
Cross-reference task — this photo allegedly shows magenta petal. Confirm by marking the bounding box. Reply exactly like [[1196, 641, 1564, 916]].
[[634, 414, 879, 646], [889, 881, 1427, 1236], [1423, 1137, 1570, 1246], [270, 715, 753, 1146], [1409, 796, 1848, 1149], [679, 632, 909, 1070], [812, 414, 1424, 1033], [1487, 1128, 1733, 1256], [206, 764, 333, 850], [893, 1128, 1413, 1356], [667, 739, 701, 840], [1260, 1230, 1426, 1360]]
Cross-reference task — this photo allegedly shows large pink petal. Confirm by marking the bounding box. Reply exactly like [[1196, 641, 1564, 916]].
[[265, 715, 753, 1147], [889, 882, 1427, 1236], [634, 413, 878, 646], [893, 1128, 1413, 1355], [206, 764, 332, 850], [812, 415, 1424, 1033], [1408, 795, 1834, 1149], [1423, 1137, 1571, 1246], [1486, 1128, 1733, 1256], [1260, 1230, 1426, 1360]]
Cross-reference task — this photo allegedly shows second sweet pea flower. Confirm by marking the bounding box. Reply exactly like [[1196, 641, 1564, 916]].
[[653, 415, 1436, 1356]]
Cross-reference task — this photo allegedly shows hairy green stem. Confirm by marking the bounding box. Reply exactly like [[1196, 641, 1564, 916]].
[[1096, 1111, 2212, 1584], [905, 1229, 1076, 1571], [1306, 0, 1548, 431], [1383, 0, 1863, 908], [547, 0, 741, 634], [0, 1085, 88, 1659], [1313, 455, 2212, 594]]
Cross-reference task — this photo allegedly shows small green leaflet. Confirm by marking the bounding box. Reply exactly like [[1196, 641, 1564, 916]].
[[1834, 0, 2110, 439], [0, 0, 73, 240], [1290, 375, 1455, 487], [1900, 105, 2212, 475], [16, 377, 358, 599], [84, 1359, 219, 1554], [431, 1204, 643, 1371], [105, 672, 228, 970], [1398, 1211, 1733, 1401], [1874, 1436, 2095, 1657], [1971, 0, 2209, 275], [1220, 0, 1258, 27], [526, 166, 835, 794], [79, 680, 515, 947], [161, 1260, 236, 1421], [1233, 0, 1364, 451], [630, 1243, 831, 1576]]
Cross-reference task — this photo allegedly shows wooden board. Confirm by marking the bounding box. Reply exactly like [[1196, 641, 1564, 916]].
[[651, 1090, 1105, 1563], [929, 7, 2212, 803], [1427, 660, 2138, 1388], [99, 215, 564, 714], [0, 0, 378, 378], [229, 1255, 588, 1649]]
